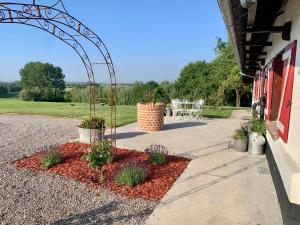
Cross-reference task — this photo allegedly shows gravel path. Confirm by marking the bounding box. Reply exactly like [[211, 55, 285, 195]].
[[0, 115, 156, 225]]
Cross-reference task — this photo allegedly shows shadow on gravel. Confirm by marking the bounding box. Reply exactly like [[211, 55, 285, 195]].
[[51, 201, 153, 225]]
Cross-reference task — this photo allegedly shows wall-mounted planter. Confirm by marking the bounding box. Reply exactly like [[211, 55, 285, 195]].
[[137, 103, 165, 131]]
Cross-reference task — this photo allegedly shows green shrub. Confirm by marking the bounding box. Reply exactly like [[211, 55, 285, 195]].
[[79, 117, 105, 129], [252, 109, 258, 118], [145, 144, 168, 165], [20, 89, 42, 101], [82, 139, 112, 169], [42, 151, 63, 169], [249, 118, 266, 136], [233, 126, 248, 140], [114, 163, 148, 187]]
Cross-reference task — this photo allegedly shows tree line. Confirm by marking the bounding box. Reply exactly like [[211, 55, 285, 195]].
[[66, 80, 173, 105], [2, 38, 251, 107], [0, 81, 22, 94]]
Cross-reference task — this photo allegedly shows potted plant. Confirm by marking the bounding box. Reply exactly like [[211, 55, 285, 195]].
[[233, 125, 248, 152], [137, 90, 165, 131], [248, 118, 266, 155], [78, 117, 105, 143]]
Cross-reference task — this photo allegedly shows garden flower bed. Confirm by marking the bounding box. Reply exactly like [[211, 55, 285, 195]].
[[14, 142, 190, 200]]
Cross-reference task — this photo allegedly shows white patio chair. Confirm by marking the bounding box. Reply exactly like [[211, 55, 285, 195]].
[[186, 99, 204, 121], [171, 99, 184, 117]]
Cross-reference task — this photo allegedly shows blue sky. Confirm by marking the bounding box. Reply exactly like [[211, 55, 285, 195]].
[[0, 0, 227, 83]]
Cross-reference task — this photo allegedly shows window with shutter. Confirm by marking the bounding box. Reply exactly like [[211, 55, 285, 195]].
[[265, 60, 275, 121], [277, 40, 297, 143]]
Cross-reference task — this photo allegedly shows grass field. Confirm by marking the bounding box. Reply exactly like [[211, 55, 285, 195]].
[[0, 98, 137, 127], [201, 107, 233, 118], [0, 96, 234, 126]]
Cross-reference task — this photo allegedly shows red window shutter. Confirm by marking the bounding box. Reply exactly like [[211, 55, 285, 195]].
[[254, 76, 259, 102], [258, 74, 262, 99], [260, 71, 266, 97], [277, 41, 297, 143], [265, 60, 275, 121], [253, 77, 257, 102], [264, 68, 268, 94]]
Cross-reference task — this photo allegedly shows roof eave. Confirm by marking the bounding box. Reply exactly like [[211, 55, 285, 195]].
[[217, 0, 243, 69]]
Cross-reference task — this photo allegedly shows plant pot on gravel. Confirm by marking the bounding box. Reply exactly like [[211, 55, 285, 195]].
[[137, 103, 165, 131], [248, 118, 266, 155], [78, 117, 106, 143], [233, 126, 248, 152]]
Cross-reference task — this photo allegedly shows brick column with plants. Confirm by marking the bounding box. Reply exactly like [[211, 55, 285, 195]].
[[137, 102, 165, 131]]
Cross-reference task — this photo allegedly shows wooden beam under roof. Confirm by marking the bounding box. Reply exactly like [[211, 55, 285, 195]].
[[244, 41, 272, 46], [245, 50, 267, 55]]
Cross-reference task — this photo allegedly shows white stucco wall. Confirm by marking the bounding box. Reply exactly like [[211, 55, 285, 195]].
[[264, 0, 300, 204]]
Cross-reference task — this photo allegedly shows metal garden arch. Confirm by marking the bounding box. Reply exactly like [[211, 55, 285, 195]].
[[0, 0, 117, 146]]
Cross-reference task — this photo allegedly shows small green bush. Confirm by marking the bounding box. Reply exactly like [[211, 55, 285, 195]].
[[42, 151, 63, 169], [114, 163, 148, 187], [148, 152, 167, 165], [250, 118, 266, 136], [145, 144, 168, 165], [233, 126, 248, 140], [82, 139, 112, 169], [252, 110, 258, 118], [79, 117, 105, 129]]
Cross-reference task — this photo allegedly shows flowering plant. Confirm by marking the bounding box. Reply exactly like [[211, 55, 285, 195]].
[[145, 144, 168, 165]]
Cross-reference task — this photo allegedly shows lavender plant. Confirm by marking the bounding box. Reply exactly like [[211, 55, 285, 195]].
[[114, 161, 149, 187], [145, 144, 169, 165], [41, 144, 63, 169]]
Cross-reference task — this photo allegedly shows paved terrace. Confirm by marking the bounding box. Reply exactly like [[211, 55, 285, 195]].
[[116, 110, 283, 225]]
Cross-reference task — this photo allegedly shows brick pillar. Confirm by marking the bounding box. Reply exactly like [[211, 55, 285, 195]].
[[137, 103, 165, 131]]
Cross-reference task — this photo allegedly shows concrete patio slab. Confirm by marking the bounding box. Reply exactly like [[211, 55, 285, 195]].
[[116, 110, 283, 225]]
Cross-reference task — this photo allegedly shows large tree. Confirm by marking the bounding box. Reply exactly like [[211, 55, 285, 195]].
[[174, 60, 213, 101], [173, 38, 250, 106], [212, 40, 250, 107], [20, 62, 65, 101]]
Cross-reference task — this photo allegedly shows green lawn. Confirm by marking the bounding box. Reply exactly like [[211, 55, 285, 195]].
[[0, 98, 137, 127], [0, 98, 234, 126], [202, 107, 233, 119]]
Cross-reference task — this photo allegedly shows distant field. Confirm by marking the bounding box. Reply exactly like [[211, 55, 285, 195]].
[[0, 98, 137, 127]]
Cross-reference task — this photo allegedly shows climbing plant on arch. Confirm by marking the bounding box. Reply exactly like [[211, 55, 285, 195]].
[[0, 0, 117, 146]]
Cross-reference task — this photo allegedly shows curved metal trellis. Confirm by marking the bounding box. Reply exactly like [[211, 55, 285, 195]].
[[0, 0, 117, 146]]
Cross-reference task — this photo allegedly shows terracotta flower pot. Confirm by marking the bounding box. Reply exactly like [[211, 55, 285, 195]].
[[137, 103, 165, 131]]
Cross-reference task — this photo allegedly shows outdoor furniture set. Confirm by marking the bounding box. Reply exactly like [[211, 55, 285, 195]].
[[171, 99, 204, 121]]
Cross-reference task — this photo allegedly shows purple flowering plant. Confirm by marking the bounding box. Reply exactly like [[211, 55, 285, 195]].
[[144, 144, 168, 165]]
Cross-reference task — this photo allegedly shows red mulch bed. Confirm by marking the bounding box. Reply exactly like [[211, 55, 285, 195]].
[[13, 142, 190, 201]]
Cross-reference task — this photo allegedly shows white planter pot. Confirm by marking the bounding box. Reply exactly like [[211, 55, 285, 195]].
[[78, 127, 105, 143], [233, 139, 248, 152], [248, 132, 266, 155]]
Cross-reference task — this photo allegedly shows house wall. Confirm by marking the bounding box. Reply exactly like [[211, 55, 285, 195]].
[[263, 0, 300, 205]]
